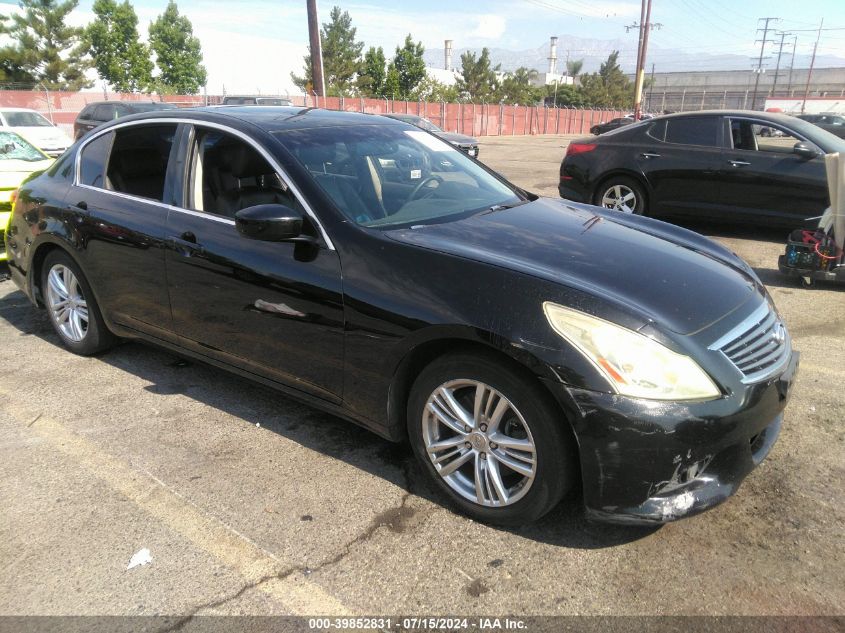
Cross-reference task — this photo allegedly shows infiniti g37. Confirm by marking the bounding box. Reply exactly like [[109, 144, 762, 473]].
[[5, 107, 798, 525]]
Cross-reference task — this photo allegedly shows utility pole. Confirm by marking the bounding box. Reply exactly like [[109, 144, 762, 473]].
[[306, 0, 326, 98], [751, 17, 779, 110], [626, 0, 661, 120], [648, 63, 655, 112], [769, 31, 792, 97], [802, 19, 823, 114], [786, 35, 798, 93]]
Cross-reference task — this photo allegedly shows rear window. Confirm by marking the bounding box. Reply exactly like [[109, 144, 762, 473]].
[[2, 111, 53, 127], [0, 131, 45, 162], [665, 117, 720, 147]]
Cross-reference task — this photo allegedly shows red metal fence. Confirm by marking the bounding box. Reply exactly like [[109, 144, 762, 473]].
[[0, 89, 626, 137]]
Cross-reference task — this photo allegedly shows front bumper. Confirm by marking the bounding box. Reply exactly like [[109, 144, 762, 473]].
[[542, 350, 799, 525]]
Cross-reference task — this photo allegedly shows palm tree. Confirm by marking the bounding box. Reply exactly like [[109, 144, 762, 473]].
[[566, 59, 584, 80]]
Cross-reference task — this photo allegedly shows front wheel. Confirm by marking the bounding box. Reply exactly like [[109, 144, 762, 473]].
[[407, 353, 576, 525], [594, 176, 647, 215], [41, 250, 116, 355]]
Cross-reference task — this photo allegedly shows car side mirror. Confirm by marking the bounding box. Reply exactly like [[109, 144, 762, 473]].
[[235, 204, 314, 243], [793, 142, 820, 160]]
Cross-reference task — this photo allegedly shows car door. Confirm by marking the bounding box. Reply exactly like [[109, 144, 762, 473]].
[[635, 115, 724, 218], [71, 122, 179, 339], [719, 117, 828, 226], [164, 123, 345, 402]]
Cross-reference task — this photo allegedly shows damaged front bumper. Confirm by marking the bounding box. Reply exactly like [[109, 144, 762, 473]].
[[541, 351, 798, 525]]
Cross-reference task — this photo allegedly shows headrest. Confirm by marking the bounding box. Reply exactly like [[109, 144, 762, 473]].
[[212, 143, 270, 177]]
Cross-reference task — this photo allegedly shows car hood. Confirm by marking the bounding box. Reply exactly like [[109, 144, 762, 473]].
[[435, 131, 478, 145], [13, 126, 72, 148], [385, 198, 758, 335], [0, 159, 53, 193]]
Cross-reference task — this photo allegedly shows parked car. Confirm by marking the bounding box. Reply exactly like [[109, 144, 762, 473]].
[[7, 107, 797, 526], [560, 110, 845, 227], [74, 101, 180, 139], [0, 131, 53, 263], [590, 117, 634, 135], [221, 96, 293, 106], [0, 108, 73, 157], [796, 113, 845, 139], [383, 113, 480, 157]]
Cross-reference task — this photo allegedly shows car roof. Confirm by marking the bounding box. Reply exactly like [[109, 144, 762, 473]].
[[101, 106, 408, 132], [656, 109, 807, 126]]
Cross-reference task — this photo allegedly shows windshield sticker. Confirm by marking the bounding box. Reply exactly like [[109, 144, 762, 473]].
[[404, 130, 458, 152]]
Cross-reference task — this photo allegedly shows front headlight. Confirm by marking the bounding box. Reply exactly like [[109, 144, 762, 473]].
[[543, 302, 721, 401]]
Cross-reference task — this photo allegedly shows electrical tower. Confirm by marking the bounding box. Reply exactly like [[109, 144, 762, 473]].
[[626, 0, 662, 120], [769, 31, 794, 98], [751, 17, 780, 110]]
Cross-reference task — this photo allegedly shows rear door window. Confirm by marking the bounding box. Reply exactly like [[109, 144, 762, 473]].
[[79, 132, 114, 188], [664, 117, 720, 147], [93, 104, 116, 122], [105, 124, 177, 201]]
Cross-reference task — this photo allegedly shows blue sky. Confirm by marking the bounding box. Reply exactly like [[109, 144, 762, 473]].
[[2, 0, 844, 93]]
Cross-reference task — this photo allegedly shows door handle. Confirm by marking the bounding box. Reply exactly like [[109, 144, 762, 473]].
[[640, 152, 661, 159], [168, 233, 202, 257], [728, 160, 751, 167]]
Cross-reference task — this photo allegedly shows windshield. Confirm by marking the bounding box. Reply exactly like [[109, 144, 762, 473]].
[[2, 111, 53, 127], [0, 131, 46, 162], [276, 124, 520, 228]]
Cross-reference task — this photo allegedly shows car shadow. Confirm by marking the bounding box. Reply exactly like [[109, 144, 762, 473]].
[[0, 284, 656, 549]]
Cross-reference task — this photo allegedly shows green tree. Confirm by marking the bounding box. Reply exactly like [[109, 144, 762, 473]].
[[546, 82, 584, 107], [291, 6, 363, 96], [1, 13, 36, 84], [410, 75, 458, 102], [455, 48, 500, 100], [578, 51, 632, 108], [86, 0, 153, 92], [498, 66, 539, 104], [148, 1, 206, 94], [392, 34, 425, 98], [565, 59, 583, 80], [1, 0, 91, 90], [357, 46, 386, 97], [383, 62, 400, 99]]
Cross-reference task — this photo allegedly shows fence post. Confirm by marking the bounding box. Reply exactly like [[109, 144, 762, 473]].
[[498, 103, 504, 136], [360, 96, 364, 112], [511, 105, 516, 135]]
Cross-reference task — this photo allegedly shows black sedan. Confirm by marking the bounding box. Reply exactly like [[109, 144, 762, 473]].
[[590, 117, 634, 135], [73, 100, 180, 139], [383, 113, 479, 157], [560, 110, 845, 227], [6, 107, 797, 525]]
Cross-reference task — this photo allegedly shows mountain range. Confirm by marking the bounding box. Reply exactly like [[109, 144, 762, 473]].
[[423, 36, 845, 75]]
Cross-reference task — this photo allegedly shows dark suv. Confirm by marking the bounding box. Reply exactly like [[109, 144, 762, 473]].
[[74, 101, 179, 139]]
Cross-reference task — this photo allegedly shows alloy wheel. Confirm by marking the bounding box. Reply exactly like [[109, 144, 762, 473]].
[[46, 264, 89, 342], [600, 184, 638, 213], [422, 379, 537, 507]]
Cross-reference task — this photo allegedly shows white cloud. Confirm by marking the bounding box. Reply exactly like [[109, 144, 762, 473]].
[[469, 15, 507, 40]]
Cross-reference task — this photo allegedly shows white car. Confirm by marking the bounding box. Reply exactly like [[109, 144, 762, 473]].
[[0, 108, 73, 157]]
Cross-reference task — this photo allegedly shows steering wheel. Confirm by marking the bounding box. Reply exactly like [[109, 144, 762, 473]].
[[408, 175, 443, 201]]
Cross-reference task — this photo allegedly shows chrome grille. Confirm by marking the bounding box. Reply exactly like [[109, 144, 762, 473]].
[[709, 302, 791, 384]]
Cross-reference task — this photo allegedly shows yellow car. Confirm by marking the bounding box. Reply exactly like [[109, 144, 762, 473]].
[[1, 131, 54, 262]]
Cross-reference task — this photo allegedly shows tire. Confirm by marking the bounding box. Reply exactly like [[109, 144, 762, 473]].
[[594, 176, 647, 215], [407, 352, 576, 526], [41, 250, 116, 355]]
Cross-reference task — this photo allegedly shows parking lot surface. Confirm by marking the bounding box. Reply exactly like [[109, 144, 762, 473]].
[[1, 134, 843, 618]]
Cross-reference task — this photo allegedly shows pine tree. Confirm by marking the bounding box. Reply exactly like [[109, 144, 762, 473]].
[[578, 51, 633, 108], [86, 0, 153, 92], [456, 48, 500, 101], [392, 35, 425, 98], [358, 46, 386, 97], [291, 6, 363, 96], [2, 0, 92, 90], [148, 1, 207, 95]]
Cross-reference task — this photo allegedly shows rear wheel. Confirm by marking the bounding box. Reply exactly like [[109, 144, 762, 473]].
[[594, 176, 647, 215], [41, 250, 116, 355], [407, 352, 576, 525]]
